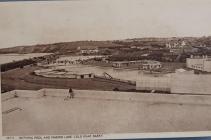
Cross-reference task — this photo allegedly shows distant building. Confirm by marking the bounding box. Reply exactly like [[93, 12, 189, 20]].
[[77, 46, 81, 50], [166, 41, 199, 54], [80, 48, 99, 54], [169, 48, 183, 54], [139, 60, 162, 70], [112, 60, 162, 70], [141, 53, 149, 57], [166, 41, 186, 49], [130, 46, 137, 49], [112, 61, 131, 68], [166, 41, 188, 54], [186, 55, 211, 72], [112, 60, 146, 68]]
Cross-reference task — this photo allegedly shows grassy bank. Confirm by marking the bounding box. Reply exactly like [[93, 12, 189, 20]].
[[1, 66, 135, 93]]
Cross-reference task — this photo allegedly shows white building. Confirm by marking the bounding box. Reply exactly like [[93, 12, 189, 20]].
[[186, 55, 211, 72], [166, 41, 186, 49], [112, 60, 143, 68], [165, 41, 189, 54], [112, 60, 162, 69], [80, 48, 99, 54], [140, 60, 162, 70]]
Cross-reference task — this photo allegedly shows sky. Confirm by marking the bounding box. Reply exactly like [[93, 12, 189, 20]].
[[0, 0, 211, 48]]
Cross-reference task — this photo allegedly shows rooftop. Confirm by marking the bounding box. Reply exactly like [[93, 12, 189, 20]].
[[2, 89, 211, 136]]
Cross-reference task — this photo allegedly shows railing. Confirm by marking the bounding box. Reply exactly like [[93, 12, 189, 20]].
[[94, 75, 136, 85], [3, 107, 22, 115]]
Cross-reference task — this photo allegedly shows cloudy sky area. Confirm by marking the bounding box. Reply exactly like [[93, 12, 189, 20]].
[[0, 0, 211, 48]]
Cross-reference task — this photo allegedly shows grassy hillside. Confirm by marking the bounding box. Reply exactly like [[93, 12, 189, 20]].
[[0, 41, 122, 54], [1, 36, 211, 54]]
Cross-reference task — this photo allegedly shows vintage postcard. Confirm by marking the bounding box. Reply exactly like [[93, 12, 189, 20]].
[[1, 0, 211, 139]]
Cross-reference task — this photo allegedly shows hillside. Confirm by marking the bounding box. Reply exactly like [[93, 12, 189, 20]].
[[1, 36, 211, 54], [0, 41, 122, 54], [114, 36, 211, 47]]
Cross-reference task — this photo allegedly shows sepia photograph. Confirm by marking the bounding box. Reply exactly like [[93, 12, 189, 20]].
[[1, 0, 211, 139]]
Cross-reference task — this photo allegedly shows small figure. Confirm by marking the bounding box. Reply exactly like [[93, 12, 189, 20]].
[[69, 88, 74, 99]]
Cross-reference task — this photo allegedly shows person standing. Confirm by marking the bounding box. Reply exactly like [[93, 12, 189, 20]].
[[69, 88, 74, 99]]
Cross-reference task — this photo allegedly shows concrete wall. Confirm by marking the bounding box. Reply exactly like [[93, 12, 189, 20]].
[[136, 76, 170, 91], [40, 88, 69, 97], [1, 90, 43, 101], [14, 90, 43, 98], [1, 89, 70, 100], [136, 73, 211, 95], [170, 73, 211, 94], [3, 88, 211, 105], [204, 60, 211, 72]]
